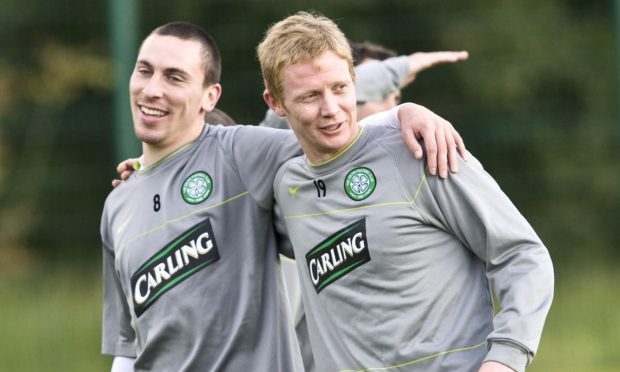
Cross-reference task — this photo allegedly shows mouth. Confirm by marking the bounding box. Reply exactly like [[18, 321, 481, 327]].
[[139, 105, 168, 117], [320, 122, 343, 133]]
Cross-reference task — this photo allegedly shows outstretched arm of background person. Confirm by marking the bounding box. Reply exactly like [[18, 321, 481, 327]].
[[401, 50, 469, 88]]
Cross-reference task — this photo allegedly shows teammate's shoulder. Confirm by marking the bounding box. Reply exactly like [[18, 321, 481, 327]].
[[204, 122, 240, 137], [230, 124, 296, 147], [234, 123, 290, 134]]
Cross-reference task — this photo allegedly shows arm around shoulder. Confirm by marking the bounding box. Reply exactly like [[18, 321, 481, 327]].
[[359, 102, 467, 178]]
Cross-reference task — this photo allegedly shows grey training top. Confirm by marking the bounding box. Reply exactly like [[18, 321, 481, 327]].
[[354, 55, 409, 103], [273, 125, 554, 372], [101, 124, 304, 372]]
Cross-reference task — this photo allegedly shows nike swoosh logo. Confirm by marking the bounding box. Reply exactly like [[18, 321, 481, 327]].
[[289, 185, 301, 196]]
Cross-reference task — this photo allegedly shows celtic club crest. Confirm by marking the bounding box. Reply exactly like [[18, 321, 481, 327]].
[[181, 171, 213, 204], [344, 167, 376, 201]]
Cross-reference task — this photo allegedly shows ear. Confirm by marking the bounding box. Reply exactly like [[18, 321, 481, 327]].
[[263, 89, 286, 117], [201, 83, 222, 112]]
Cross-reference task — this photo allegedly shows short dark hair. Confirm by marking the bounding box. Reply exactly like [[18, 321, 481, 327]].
[[152, 21, 221, 86], [350, 40, 397, 66]]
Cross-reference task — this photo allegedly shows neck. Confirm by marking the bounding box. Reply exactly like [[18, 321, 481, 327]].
[[306, 124, 363, 166], [142, 123, 205, 167]]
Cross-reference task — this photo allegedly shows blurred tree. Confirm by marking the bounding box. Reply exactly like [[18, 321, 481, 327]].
[[0, 2, 113, 264], [0, 0, 616, 268]]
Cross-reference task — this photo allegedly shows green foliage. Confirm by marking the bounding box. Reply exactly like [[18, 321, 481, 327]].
[[0, 0, 616, 284], [0, 0, 617, 264]]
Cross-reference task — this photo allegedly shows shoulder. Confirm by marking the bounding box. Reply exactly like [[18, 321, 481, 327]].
[[273, 156, 306, 190], [364, 125, 404, 147], [202, 123, 240, 142], [103, 179, 134, 207], [276, 154, 307, 176], [231, 125, 299, 160], [233, 124, 295, 140], [362, 128, 427, 176], [100, 182, 134, 244]]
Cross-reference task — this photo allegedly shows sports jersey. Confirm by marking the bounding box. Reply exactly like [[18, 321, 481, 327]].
[[273, 125, 554, 372], [101, 124, 304, 371], [355, 55, 409, 103], [261, 108, 402, 372]]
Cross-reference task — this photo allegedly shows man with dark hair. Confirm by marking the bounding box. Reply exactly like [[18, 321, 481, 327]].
[[101, 21, 304, 371]]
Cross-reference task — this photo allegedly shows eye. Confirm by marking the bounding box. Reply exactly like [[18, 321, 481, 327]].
[[167, 74, 184, 83], [333, 83, 348, 93], [135, 66, 151, 76], [299, 93, 318, 103]]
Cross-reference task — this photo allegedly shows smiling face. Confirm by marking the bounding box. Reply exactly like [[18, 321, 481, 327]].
[[129, 34, 220, 160], [265, 52, 359, 164]]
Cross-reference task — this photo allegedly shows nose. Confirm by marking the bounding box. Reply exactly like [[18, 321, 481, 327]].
[[142, 75, 164, 98], [320, 92, 340, 117]]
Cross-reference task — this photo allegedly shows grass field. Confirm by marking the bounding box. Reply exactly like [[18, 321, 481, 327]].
[[0, 260, 618, 371], [529, 262, 620, 371], [0, 263, 110, 372]]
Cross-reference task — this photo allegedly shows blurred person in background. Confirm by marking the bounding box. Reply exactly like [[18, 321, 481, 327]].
[[352, 42, 468, 120], [204, 107, 236, 126]]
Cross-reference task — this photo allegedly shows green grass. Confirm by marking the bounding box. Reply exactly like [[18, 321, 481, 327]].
[[0, 261, 618, 371], [529, 262, 620, 371], [0, 263, 111, 372]]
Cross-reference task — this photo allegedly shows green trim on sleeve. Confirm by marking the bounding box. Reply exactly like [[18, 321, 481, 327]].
[[338, 341, 487, 372]]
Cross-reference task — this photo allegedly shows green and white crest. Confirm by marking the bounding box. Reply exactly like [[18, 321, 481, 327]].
[[181, 171, 213, 204], [344, 167, 376, 201]]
